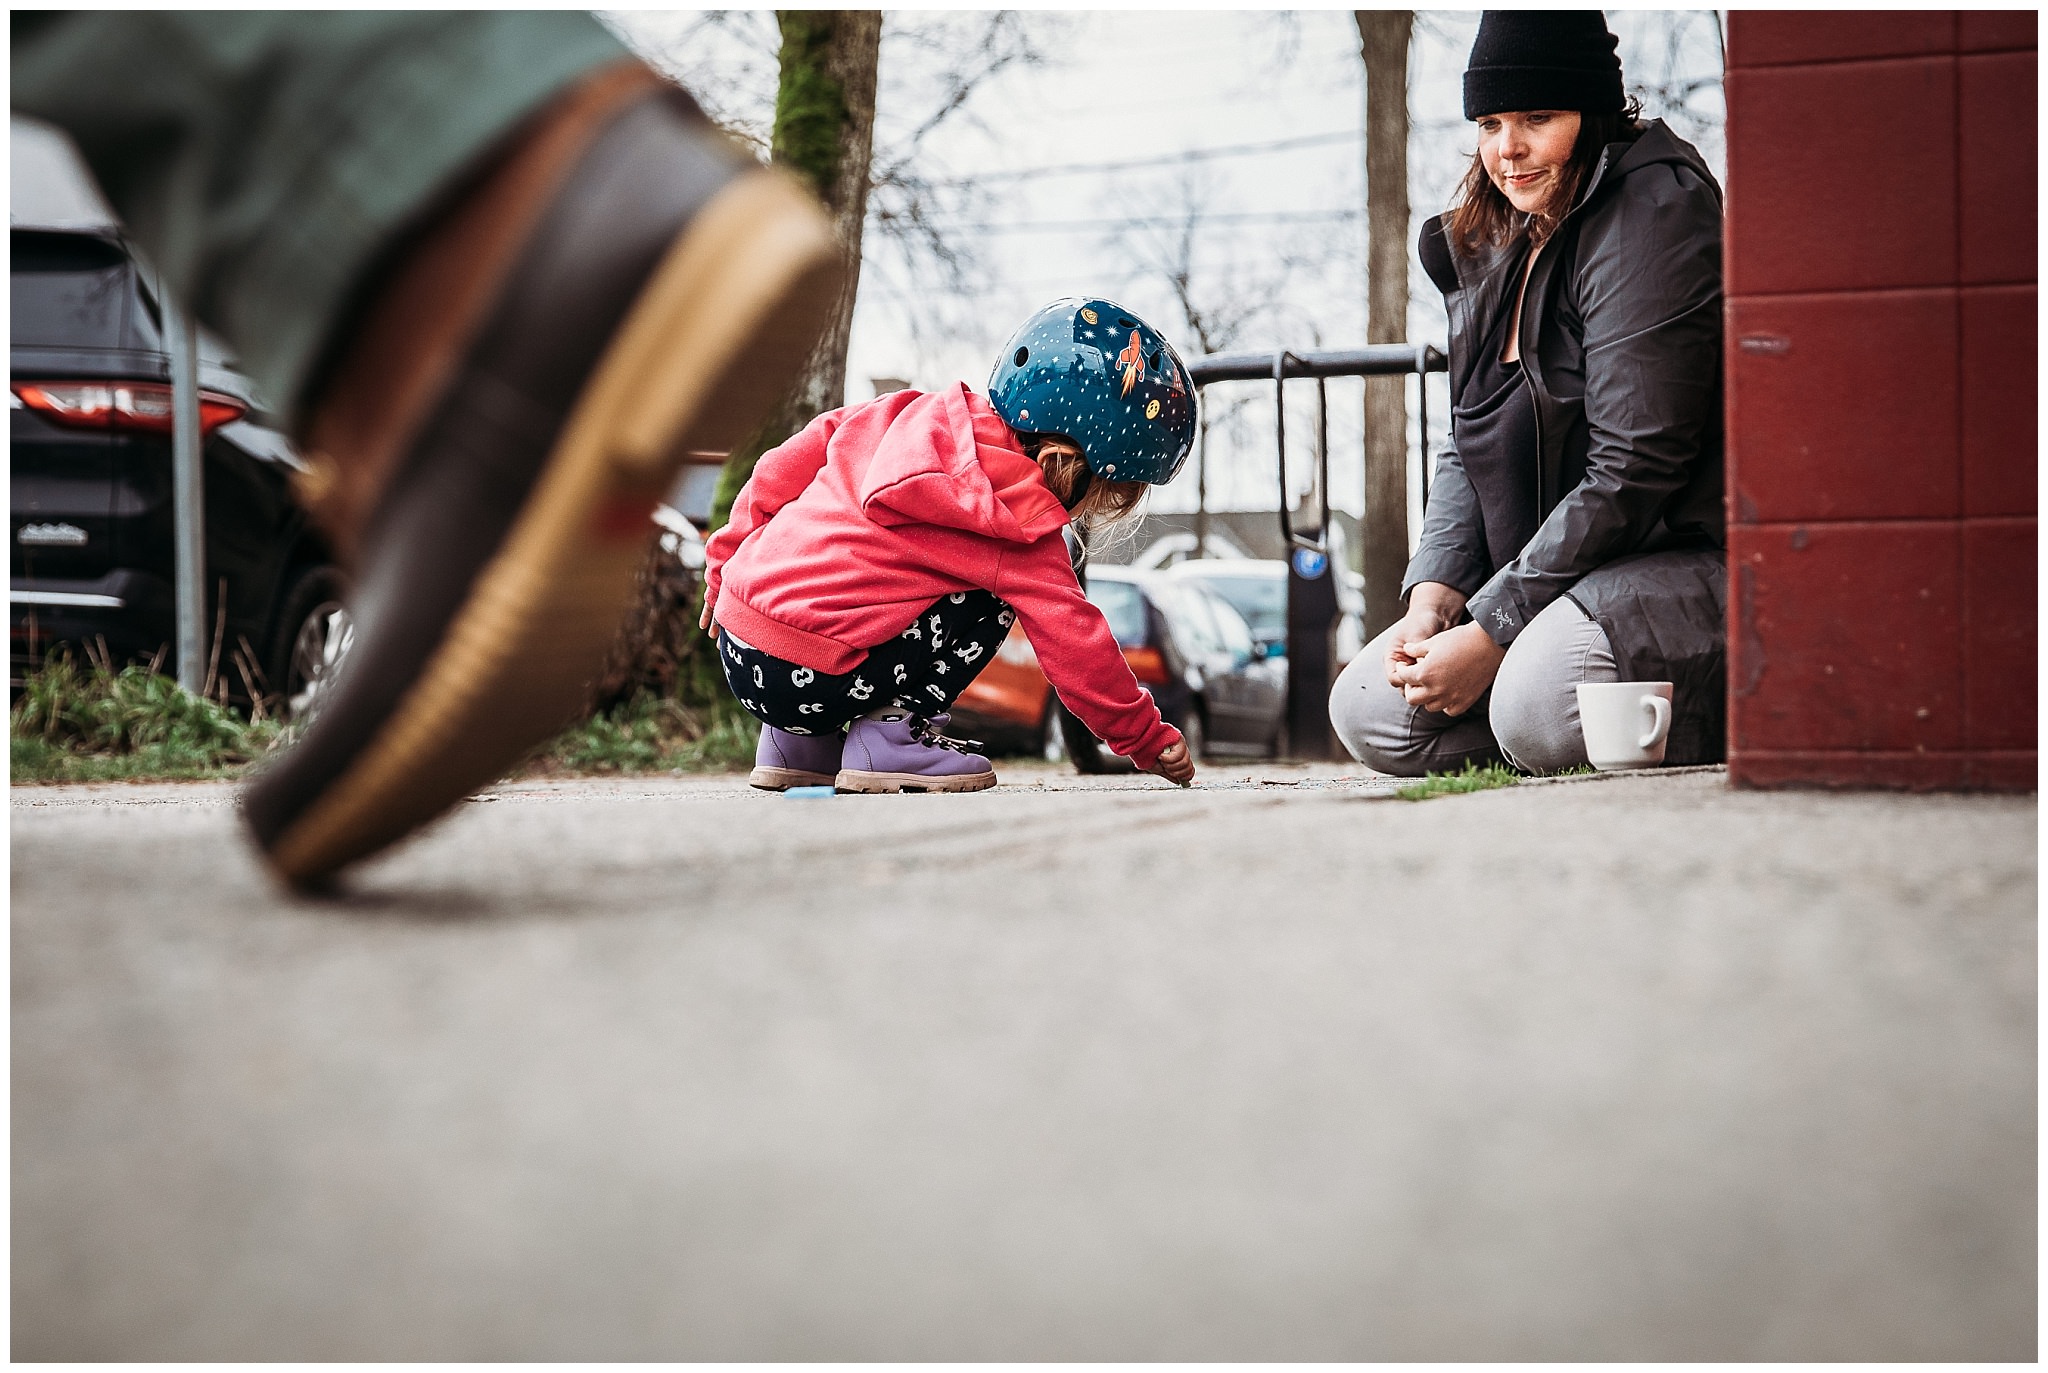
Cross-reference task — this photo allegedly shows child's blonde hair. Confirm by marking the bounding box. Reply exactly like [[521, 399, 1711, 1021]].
[[1027, 437, 1148, 533]]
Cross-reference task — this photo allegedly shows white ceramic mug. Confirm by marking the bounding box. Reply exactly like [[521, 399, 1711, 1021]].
[[1575, 681, 1674, 770]]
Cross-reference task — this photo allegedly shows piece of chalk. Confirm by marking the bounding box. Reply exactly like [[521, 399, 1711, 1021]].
[[785, 785, 838, 799]]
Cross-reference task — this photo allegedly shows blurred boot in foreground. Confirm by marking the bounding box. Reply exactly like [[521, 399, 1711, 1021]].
[[13, 13, 841, 885]]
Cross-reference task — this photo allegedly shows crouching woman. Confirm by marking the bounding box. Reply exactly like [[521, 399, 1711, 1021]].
[[1331, 9, 1728, 776]]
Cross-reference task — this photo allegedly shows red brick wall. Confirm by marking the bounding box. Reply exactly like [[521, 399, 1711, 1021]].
[[1724, 11, 2037, 790]]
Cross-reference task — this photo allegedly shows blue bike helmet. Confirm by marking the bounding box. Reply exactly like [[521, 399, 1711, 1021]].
[[987, 298, 1197, 485]]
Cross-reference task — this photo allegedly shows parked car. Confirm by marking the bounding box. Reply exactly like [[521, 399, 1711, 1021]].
[[1165, 556, 1367, 665], [943, 615, 1069, 760], [10, 218, 347, 715], [950, 564, 1287, 771]]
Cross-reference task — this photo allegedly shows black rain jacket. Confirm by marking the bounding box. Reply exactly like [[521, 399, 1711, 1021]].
[[1406, 119, 1728, 763]]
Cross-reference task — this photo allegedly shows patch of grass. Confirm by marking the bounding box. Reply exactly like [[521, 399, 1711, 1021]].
[[524, 690, 757, 777], [1395, 759, 1525, 801], [11, 647, 284, 784]]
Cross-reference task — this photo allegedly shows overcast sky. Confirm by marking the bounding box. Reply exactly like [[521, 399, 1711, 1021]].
[[605, 8, 1727, 527]]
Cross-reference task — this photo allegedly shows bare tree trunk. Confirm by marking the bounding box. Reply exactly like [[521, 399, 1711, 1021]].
[[591, 12, 878, 716], [1356, 10, 1410, 641], [711, 10, 881, 528]]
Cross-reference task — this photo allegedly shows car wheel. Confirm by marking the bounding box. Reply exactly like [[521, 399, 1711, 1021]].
[[1179, 707, 1208, 762], [1058, 701, 1134, 774], [1039, 698, 1066, 763], [268, 566, 353, 723]]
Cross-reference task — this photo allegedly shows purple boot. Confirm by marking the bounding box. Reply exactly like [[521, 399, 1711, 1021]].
[[837, 709, 996, 794], [750, 724, 844, 791]]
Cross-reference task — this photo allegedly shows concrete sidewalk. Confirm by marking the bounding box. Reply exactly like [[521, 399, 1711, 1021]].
[[11, 764, 2036, 1359]]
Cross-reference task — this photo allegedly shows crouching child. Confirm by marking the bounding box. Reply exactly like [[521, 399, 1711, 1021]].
[[701, 298, 1199, 793]]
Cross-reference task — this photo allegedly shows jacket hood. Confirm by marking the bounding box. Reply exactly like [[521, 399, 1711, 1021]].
[[1584, 119, 1721, 211], [856, 383, 1070, 545]]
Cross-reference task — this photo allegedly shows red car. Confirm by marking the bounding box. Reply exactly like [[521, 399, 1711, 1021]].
[[947, 617, 1067, 759], [949, 565, 1286, 769]]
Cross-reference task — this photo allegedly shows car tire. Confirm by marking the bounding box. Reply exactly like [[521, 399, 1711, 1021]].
[[1039, 697, 1066, 763], [267, 565, 353, 723], [1058, 701, 1135, 774], [1179, 706, 1208, 762]]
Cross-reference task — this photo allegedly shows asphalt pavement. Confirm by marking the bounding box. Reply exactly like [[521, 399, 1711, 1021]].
[[11, 760, 2037, 1359]]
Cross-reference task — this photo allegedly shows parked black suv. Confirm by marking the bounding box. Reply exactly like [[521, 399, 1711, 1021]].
[[10, 222, 348, 714]]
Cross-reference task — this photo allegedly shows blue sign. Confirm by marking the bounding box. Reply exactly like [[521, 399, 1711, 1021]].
[[1291, 547, 1329, 580]]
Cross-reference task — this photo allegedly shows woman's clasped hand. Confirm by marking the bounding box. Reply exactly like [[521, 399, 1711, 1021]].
[[1382, 581, 1503, 718], [1391, 622, 1506, 719]]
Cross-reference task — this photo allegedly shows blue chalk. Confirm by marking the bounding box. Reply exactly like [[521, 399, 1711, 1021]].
[[785, 786, 838, 799]]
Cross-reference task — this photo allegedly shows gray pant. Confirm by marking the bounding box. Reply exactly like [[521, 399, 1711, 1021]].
[[11, 12, 626, 425], [1329, 594, 1617, 776]]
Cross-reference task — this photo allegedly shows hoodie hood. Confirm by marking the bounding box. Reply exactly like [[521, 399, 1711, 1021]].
[[857, 383, 1069, 545], [1581, 119, 1722, 213]]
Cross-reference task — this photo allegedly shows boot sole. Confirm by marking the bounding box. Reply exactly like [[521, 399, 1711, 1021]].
[[749, 765, 839, 792], [834, 769, 998, 795], [266, 171, 840, 883]]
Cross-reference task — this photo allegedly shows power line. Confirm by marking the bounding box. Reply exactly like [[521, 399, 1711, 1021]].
[[915, 129, 1362, 187], [870, 208, 1361, 235]]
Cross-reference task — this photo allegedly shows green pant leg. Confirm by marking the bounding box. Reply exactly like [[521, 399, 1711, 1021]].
[[10, 11, 627, 424]]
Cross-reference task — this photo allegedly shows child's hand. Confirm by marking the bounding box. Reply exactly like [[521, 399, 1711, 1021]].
[[1147, 739, 1195, 787], [698, 592, 718, 636]]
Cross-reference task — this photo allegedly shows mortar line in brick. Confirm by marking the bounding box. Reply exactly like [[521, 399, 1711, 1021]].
[[1727, 285, 1971, 303], [1729, 49, 1986, 72], [1740, 516, 2010, 530], [1737, 750, 2031, 760]]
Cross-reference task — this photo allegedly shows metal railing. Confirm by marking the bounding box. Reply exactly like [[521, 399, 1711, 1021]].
[[1185, 343, 1448, 555], [1182, 343, 1448, 759]]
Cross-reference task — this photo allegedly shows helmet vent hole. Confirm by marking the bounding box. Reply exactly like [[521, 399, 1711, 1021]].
[[1117, 317, 1136, 329], [1013, 347, 1029, 367], [1148, 350, 1162, 370]]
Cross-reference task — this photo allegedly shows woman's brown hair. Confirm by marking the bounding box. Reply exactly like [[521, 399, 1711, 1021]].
[[1028, 438, 1148, 532], [1445, 99, 1646, 257]]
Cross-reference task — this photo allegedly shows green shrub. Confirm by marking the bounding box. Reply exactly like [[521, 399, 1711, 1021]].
[[11, 647, 282, 783], [528, 690, 756, 776], [543, 548, 758, 774], [14, 557, 762, 785]]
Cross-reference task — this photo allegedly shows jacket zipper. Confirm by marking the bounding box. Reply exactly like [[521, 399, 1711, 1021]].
[[1523, 364, 1546, 519], [1515, 236, 1548, 517], [1514, 144, 1614, 518]]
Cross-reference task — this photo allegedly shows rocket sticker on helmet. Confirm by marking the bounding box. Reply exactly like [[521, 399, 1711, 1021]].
[[1116, 329, 1144, 397]]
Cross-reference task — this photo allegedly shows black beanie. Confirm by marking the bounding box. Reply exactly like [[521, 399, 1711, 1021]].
[[1463, 11, 1625, 120]]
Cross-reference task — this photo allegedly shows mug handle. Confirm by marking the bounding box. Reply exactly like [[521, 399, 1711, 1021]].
[[1639, 694, 1672, 750]]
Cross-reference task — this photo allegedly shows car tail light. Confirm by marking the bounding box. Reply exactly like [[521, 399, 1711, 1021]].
[[1124, 645, 1171, 686], [12, 381, 246, 437]]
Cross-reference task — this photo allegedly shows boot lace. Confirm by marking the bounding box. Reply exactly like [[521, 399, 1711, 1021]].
[[913, 716, 982, 754]]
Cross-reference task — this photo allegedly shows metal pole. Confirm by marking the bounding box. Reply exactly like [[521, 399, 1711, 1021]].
[[1186, 343, 1444, 385], [1415, 342, 1432, 507], [166, 297, 206, 693], [1314, 375, 1329, 536]]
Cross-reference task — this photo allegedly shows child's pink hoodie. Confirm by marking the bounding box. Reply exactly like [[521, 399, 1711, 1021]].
[[704, 383, 1180, 769]]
